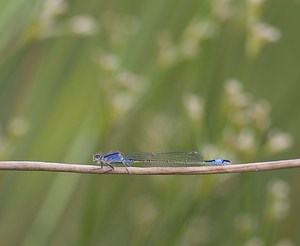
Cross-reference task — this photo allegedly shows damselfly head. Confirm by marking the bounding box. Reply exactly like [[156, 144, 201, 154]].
[[93, 153, 103, 163]]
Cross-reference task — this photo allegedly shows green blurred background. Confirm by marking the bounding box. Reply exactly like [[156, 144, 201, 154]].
[[1, 0, 300, 245]]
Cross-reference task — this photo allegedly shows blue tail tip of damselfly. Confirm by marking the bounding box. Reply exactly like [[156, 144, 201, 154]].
[[205, 159, 231, 165]]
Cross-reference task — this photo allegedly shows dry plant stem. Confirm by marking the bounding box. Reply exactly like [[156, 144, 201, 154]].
[[0, 159, 300, 175]]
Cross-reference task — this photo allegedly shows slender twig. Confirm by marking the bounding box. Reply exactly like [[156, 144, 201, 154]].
[[0, 159, 299, 175]]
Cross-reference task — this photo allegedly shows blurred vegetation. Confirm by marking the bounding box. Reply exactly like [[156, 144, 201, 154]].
[[0, 0, 300, 245]]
